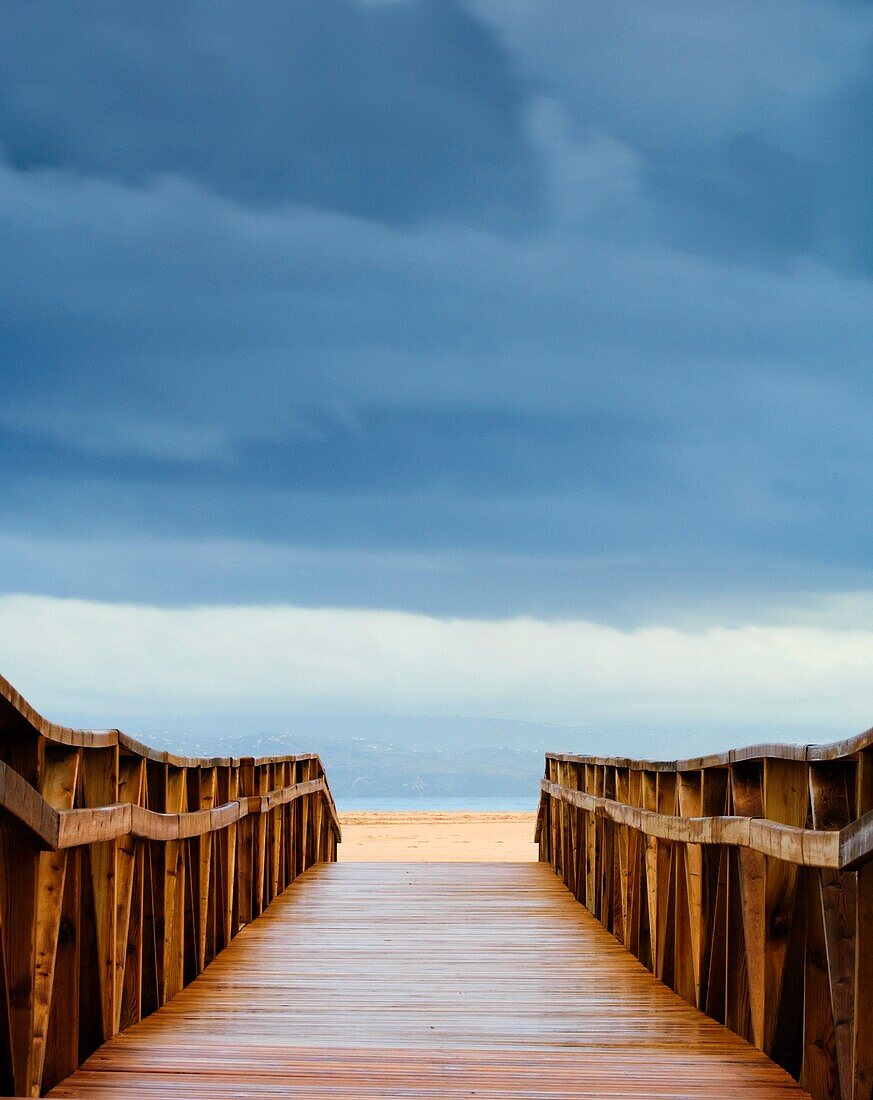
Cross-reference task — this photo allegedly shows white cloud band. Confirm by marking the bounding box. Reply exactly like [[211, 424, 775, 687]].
[[0, 595, 869, 742]]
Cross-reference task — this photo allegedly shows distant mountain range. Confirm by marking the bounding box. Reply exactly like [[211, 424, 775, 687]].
[[110, 711, 776, 806], [314, 738, 544, 800], [135, 727, 548, 802]]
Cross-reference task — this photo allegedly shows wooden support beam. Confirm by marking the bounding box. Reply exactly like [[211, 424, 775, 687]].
[[810, 762, 855, 1100], [539, 745, 873, 1100], [700, 767, 728, 1015], [82, 744, 119, 1046], [730, 763, 766, 1049], [761, 758, 807, 1056], [677, 770, 703, 1006], [270, 763, 283, 901], [0, 743, 79, 1096], [42, 844, 79, 1093], [615, 768, 629, 945], [119, 840, 143, 1033], [194, 768, 216, 973], [803, 865, 840, 1099], [237, 761, 254, 928], [250, 766, 266, 917], [114, 757, 144, 1033], [584, 764, 597, 913], [161, 767, 186, 1005], [654, 772, 676, 985], [0, 677, 340, 1096], [856, 749, 873, 1100], [216, 768, 239, 950], [642, 770, 659, 970]]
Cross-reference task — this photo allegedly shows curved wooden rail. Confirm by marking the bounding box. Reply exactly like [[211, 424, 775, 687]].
[[537, 732, 873, 1100], [0, 675, 341, 1097], [0, 765, 340, 851], [538, 779, 873, 871]]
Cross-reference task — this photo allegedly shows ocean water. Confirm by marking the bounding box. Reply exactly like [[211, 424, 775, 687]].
[[337, 796, 537, 813]]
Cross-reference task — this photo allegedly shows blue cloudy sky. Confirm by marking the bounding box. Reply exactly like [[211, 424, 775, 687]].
[[1, 1, 872, 747]]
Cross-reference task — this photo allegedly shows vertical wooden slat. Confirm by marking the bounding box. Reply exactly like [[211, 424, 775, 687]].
[[855, 748, 873, 1100], [82, 744, 119, 1045], [677, 770, 702, 1006], [642, 770, 658, 970], [704, 845, 729, 1024], [731, 762, 766, 1049], [654, 772, 676, 985], [615, 768, 629, 944], [625, 769, 642, 958], [725, 842, 753, 1042], [270, 763, 284, 899], [803, 865, 841, 1100], [237, 760, 255, 928], [701, 767, 729, 1015], [0, 712, 337, 1097], [810, 762, 855, 1100], [0, 744, 80, 1096], [212, 767, 233, 951], [42, 843, 80, 1093], [548, 758, 559, 880], [162, 767, 185, 1004], [119, 840, 144, 1032], [114, 757, 144, 1032], [196, 768, 217, 973], [585, 764, 597, 913], [762, 758, 807, 1055], [253, 767, 269, 915]]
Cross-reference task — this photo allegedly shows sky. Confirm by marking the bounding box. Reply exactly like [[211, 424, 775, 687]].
[[0, 1, 872, 751]]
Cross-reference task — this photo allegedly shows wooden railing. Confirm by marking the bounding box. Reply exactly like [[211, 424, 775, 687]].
[[0, 674, 341, 1097], [536, 733, 873, 1100]]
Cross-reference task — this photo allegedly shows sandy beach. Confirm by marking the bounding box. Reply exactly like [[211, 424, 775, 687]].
[[338, 811, 538, 861]]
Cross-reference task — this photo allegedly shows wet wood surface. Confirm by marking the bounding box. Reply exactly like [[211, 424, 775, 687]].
[[49, 862, 808, 1098]]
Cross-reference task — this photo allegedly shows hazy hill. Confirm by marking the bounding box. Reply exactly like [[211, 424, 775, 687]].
[[106, 712, 755, 806]]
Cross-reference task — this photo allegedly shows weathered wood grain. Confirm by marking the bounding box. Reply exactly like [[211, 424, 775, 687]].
[[539, 737, 873, 1100], [0, 676, 340, 1096], [48, 863, 808, 1100]]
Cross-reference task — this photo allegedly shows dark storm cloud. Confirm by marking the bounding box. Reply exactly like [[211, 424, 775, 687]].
[[0, 0, 539, 225], [1, 0, 873, 622], [485, 0, 873, 270]]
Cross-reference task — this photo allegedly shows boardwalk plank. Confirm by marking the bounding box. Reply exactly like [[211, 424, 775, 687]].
[[49, 862, 809, 1098]]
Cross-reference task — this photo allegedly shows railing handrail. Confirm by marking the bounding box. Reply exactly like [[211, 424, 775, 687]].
[[0, 671, 341, 846], [0, 674, 342, 1097], [537, 738, 873, 1100], [0, 756, 341, 849], [538, 777, 873, 870], [0, 671, 324, 769], [545, 723, 873, 772]]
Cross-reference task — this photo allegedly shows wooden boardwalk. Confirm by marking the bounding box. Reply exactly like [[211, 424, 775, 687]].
[[49, 862, 808, 1099]]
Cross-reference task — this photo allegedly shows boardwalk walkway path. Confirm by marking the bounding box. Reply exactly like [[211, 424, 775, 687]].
[[50, 862, 809, 1098]]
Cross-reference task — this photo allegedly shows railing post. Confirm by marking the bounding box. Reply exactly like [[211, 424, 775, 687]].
[[537, 757, 550, 864], [676, 769, 702, 1007], [237, 759, 255, 928], [81, 744, 120, 1044], [116, 757, 146, 1034], [0, 744, 80, 1097], [584, 764, 597, 914], [162, 764, 186, 1005], [625, 766, 643, 960], [856, 748, 873, 1100], [699, 767, 728, 1022], [215, 765, 239, 950], [191, 766, 216, 974], [0, 676, 340, 1097], [806, 762, 854, 1097]]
